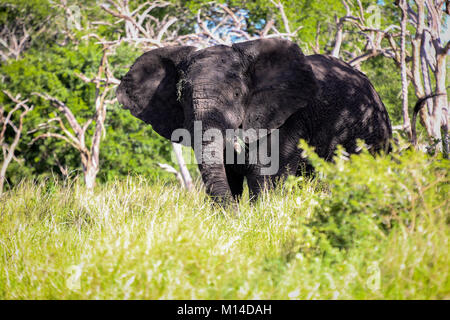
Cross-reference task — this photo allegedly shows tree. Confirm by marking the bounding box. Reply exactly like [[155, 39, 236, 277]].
[[0, 91, 33, 193], [31, 44, 119, 190]]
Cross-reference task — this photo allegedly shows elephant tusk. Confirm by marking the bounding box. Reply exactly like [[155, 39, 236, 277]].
[[233, 141, 242, 154], [233, 136, 242, 154]]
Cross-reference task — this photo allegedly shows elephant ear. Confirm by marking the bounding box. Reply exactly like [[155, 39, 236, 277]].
[[120, 46, 197, 141], [232, 38, 318, 138]]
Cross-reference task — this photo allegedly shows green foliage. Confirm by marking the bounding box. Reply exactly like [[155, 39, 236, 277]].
[[0, 146, 448, 299], [98, 106, 175, 182], [299, 140, 449, 254], [0, 0, 58, 57], [0, 0, 55, 29], [362, 56, 419, 127], [1, 41, 99, 184]]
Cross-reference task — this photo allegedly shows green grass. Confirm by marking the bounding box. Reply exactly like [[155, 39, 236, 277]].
[[0, 146, 449, 299]]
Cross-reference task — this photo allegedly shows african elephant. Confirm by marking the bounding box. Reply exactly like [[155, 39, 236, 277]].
[[116, 38, 392, 204]]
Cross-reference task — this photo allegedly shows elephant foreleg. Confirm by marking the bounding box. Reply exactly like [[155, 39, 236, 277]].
[[225, 165, 244, 199]]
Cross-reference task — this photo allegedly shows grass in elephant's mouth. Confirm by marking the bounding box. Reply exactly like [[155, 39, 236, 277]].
[[0, 148, 449, 299]]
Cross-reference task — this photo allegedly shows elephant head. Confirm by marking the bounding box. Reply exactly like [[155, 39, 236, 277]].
[[116, 38, 318, 202]]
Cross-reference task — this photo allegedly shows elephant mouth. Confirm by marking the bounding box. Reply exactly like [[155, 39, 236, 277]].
[[116, 88, 143, 117], [117, 94, 136, 115], [116, 87, 128, 108]]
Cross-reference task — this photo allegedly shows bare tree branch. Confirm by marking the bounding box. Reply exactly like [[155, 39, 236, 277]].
[[0, 91, 34, 194]]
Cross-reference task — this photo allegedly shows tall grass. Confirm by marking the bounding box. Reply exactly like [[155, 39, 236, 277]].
[[0, 146, 449, 299]]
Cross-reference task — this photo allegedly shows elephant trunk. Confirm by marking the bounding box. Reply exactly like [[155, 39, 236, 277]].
[[191, 96, 233, 204], [197, 146, 230, 199], [194, 124, 233, 204]]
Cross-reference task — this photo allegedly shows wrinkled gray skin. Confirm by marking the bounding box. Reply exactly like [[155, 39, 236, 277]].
[[116, 38, 392, 204]]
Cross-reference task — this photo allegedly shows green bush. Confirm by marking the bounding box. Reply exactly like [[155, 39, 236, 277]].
[[298, 140, 449, 251]]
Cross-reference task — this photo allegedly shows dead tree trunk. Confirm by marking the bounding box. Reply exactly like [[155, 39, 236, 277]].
[[172, 142, 194, 191], [399, 0, 412, 139], [0, 91, 33, 194], [433, 45, 449, 153]]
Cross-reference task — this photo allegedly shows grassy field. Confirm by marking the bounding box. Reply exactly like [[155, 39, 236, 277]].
[[0, 146, 449, 299]]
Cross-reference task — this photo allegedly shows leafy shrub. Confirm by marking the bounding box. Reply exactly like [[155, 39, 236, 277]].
[[298, 140, 449, 251]]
